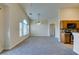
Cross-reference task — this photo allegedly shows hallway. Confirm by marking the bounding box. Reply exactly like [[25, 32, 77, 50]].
[[1, 36, 77, 55]]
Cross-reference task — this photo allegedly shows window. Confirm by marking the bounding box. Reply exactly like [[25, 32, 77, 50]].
[[23, 20, 28, 36], [19, 19, 29, 37], [19, 22, 23, 37]]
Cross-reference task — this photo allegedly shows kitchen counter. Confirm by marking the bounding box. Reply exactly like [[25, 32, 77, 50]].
[[72, 32, 79, 54]]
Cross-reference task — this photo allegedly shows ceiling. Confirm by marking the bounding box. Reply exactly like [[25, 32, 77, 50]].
[[21, 3, 79, 20]]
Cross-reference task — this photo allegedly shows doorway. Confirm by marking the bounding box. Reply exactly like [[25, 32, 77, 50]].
[[50, 24, 55, 37]]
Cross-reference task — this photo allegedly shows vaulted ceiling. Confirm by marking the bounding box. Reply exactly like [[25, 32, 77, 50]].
[[21, 3, 79, 20]]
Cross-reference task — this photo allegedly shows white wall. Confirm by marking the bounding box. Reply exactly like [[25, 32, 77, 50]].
[[0, 5, 5, 52], [3, 4, 11, 50], [31, 20, 49, 36], [0, 4, 31, 52], [60, 8, 79, 20], [7, 4, 30, 49], [30, 19, 60, 40]]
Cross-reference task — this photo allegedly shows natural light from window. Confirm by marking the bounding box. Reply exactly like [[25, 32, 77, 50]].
[[19, 19, 29, 37]]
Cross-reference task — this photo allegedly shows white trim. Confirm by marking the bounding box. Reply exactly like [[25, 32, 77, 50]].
[[5, 34, 30, 50], [0, 48, 4, 53]]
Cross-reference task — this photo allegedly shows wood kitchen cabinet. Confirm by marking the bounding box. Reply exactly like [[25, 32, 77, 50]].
[[60, 21, 67, 29], [60, 32, 65, 43], [60, 20, 79, 29], [65, 33, 71, 44], [61, 32, 71, 44]]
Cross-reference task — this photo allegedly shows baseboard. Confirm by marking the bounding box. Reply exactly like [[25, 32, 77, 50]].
[[32, 35, 50, 37], [5, 35, 30, 50], [0, 49, 4, 53], [9, 39, 26, 49]]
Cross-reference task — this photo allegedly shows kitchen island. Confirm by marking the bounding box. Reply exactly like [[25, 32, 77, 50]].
[[72, 32, 79, 54]]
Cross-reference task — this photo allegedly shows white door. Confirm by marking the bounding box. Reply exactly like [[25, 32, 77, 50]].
[[50, 24, 55, 37]]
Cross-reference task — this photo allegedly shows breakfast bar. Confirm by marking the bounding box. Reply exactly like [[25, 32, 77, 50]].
[[72, 32, 79, 54]]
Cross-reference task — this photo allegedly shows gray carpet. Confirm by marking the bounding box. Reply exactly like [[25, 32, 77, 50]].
[[1, 36, 77, 55]]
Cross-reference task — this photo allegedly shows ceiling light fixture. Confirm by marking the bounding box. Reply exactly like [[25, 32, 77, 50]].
[[28, 4, 41, 25], [29, 3, 32, 15]]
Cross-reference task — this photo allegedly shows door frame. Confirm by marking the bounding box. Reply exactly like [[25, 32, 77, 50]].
[[49, 24, 55, 37]]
